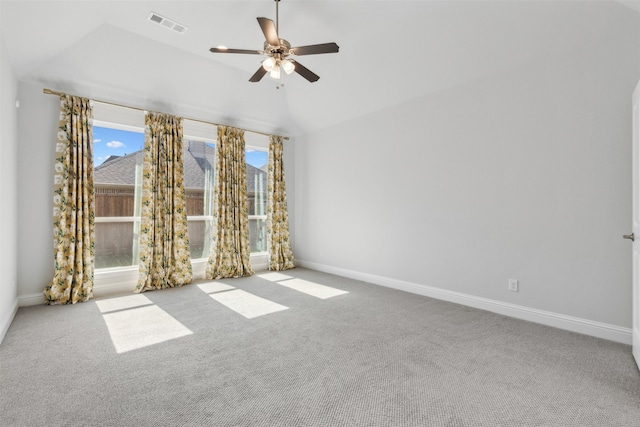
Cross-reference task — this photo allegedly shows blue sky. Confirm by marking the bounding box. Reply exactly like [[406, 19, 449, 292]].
[[93, 126, 267, 168], [93, 127, 143, 166], [246, 149, 268, 168]]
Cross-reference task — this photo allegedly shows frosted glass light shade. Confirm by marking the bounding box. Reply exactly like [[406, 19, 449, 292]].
[[262, 57, 276, 71], [281, 59, 295, 75], [270, 66, 281, 79]]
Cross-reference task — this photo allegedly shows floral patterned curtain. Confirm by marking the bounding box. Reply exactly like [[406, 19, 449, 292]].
[[135, 112, 192, 293], [206, 126, 254, 279], [44, 95, 95, 304], [267, 135, 295, 271]]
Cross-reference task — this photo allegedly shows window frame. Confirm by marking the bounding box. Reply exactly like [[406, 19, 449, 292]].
[[246, 143, 269, 256], [92, 120, 144, 271]]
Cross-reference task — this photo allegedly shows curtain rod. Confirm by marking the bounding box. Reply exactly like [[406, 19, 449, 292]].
[[43, 88, 289, 141]]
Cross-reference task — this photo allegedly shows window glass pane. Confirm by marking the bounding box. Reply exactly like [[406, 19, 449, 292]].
[[95, 222, 136, 269], [247, 149, 268, 253], [184, 140, 215, 259], [249, 217, 267, 253], [93, 126, 144, 269]]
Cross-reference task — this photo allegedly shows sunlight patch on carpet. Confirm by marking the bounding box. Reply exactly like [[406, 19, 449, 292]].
[[209, 289, 289, 319], [257, 272, 294, 282], [197, 282, 236, 294], [274, 278, 348, 299], [95, 294, 153, 313], [101, 305, 193, 353]]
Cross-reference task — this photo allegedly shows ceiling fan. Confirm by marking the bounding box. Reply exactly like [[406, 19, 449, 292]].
[[209, 0, 339, 83]]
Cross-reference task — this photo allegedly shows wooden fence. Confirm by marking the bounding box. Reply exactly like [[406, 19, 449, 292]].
[[94, 185, 262, 261]]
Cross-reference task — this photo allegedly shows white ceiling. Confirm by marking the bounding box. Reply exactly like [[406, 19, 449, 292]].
[[2, 0, 639, 136]]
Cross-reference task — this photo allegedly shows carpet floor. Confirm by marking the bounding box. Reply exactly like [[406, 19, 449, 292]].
[[1, 268, 639, 426]]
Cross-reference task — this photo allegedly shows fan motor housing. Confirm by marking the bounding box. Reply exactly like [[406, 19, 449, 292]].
[[264, 39, 292, 56]]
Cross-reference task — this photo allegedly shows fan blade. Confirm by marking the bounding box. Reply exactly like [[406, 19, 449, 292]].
[[209, 47, 262, 54], [292, 60, 320, 82], [257, 17, 280, 46], [290, 42, 339, 56], [249, 66, 268, 82]]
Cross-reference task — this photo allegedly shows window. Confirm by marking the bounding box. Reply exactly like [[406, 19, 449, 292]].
[[92, 124, 144, 269], [246, 148, 268, 253], [91, 110, 270, 272], [184, 143, 268, 256], [184, 139, 215, 260]]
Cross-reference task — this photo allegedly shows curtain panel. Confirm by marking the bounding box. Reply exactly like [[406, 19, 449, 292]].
[[44, 95, 96, 304], [206, 126, 254, 279], [135, 112, 192, 293], [267, 135, 295, 271]]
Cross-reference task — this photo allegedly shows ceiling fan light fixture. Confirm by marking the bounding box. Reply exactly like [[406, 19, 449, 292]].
[[262, 56, 276, 71], [281, 59, 295, 74], [208, 0, 339, 83], [270, 65, 282, 79]]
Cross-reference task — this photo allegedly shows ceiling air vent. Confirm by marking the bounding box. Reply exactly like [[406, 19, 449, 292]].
[[148, 12, 187, 34]]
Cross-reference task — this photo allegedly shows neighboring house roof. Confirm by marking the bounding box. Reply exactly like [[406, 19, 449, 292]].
[[94, 141, 266, 191], [95, 151, 144, 186], [101, 155, 122, 165]]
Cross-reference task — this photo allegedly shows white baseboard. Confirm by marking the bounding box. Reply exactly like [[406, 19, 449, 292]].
[[297, 260, 633, 345], [17, 259, 271, 307], [0, 298, 19, 345], [18, 293, 44, 307], [633, 329, 640, 369], [17, 284, 136, 308]]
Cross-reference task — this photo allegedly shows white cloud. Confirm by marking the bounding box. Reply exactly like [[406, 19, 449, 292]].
[[93, 138, 102, 143], [106, 140, 125, 149]]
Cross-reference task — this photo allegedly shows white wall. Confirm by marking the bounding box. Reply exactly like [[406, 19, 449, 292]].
[[0, 33, 19, 343], [283, 138, 295, 255], [294, 18, 640, 340], [16, 83, 59, 301]]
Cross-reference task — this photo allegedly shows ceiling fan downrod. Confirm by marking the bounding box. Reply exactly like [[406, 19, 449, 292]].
[[275, 0, 280, 35]]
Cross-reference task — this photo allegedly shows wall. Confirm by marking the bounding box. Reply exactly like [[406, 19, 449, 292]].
[[283, 138, 295, 255], [16, 83, 59, 301], [0, 33, 19, 343], [294, 20, 640, 343]]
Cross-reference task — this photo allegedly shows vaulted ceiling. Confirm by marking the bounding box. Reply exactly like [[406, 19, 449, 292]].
[[2, 0, 638, 136]]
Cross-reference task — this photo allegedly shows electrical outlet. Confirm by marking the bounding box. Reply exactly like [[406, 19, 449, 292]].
[[508, 279, 519, 292]]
